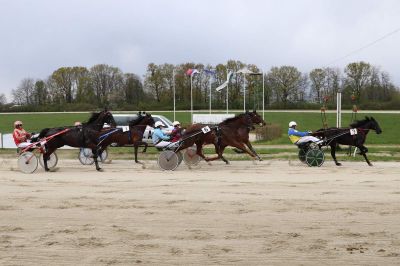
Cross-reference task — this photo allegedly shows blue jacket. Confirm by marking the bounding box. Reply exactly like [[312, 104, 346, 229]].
[[152, 128, 170, 144], [288, 128, 308, 143]]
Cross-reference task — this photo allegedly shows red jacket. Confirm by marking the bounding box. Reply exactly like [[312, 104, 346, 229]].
[[13, 128, 30, 146]]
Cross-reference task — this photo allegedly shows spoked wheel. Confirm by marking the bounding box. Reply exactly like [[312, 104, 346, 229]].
[[298, 149, 307, 163], [158, 150, 179, 171], [305, 149, 325, 167], [78, 148, 108, 165], [176, 151, 183, 165], [183, 147, 202, 166], [18, 152, 38, 174], [39, 152, 58, 170], [78, 148, 95, 165]]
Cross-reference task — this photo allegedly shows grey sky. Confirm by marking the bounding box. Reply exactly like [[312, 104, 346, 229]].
[[0, 0, 399, 101]]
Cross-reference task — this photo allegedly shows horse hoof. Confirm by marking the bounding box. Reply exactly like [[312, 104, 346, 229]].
[[336, 163, 342, 166], [368, 163, 373, 166], [96, 168, 103, 172]]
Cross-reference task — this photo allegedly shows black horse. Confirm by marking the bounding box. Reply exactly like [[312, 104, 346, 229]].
[[313, 116, 382, 166], [38, 110, 116, 171]]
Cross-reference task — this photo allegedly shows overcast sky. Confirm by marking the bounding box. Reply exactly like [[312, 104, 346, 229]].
[[0, 0, 399, 101]]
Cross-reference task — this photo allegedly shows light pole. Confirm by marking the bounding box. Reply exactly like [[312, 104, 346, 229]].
[[190, 71, 199, 123]]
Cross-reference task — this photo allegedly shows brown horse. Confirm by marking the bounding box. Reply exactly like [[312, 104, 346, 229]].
[[38, 110, 116, 171], [176, 110, 266, 164], [96, 112, 155, 163]]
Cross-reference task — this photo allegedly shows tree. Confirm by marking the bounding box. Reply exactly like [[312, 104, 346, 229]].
[[90, 64, 124, 106], [0, 93, 6, 105], [144, 63, 164, 102], [34, 80, 47, 105], [344, 61, 372, 100], [266, 66, 303, 106], [12, 78, 35, 105], [309, 68, 326, 103]]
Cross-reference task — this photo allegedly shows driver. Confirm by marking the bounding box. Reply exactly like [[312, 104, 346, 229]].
[[13, 120, 32, 148], [288, 121, 323, 145], [152, 121, 173, 149]]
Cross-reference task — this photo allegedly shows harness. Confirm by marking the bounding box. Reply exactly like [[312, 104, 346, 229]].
[[97, 128, 121, 146]]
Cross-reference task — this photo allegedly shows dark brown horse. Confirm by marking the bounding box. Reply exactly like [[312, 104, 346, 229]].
[[177, 110, 266, 164], [37, 110, 116, 171], [313, 116, 382, 166], [96, 112, 155, 164]]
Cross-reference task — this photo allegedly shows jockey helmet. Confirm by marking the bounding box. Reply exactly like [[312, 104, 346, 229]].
[[154, 121, 165, 128], [289, 121, 297, 128]]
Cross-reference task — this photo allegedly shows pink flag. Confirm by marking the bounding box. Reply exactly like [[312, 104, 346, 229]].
[[186, 69, 200, 77]]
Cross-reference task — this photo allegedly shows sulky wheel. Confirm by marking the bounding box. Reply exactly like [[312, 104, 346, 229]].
[[305, 149, 325, 167], [298, 149, 307, 163], [39, 152, 58, 169], [78, 148, 108, 165], [158, 150, 179, 171], [183, 146, 201, 166], [78, 148, 95, 165], [18, 152, 38, 174], [176, 151, 183, 165]]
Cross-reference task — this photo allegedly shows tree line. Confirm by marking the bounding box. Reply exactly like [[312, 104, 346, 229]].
[[3, 60, 400, 111]]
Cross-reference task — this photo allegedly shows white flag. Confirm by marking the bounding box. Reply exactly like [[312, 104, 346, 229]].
[[215, 81, 228, 92]]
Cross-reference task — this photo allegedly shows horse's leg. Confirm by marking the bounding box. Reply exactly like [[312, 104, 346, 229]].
[[134, 144, 141, 164], [92, 146, 102, 171], [218, 145, 229, 164], [330, 142, 341, 166], [359, 145, 372, 166], [195, 141, 208, 161], [229, 141, 257, 160], [142, 142, 148, 153], [245, 140, 262, 161]]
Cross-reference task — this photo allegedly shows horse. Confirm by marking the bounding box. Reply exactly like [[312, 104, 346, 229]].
[[96, 112, 155, 164], [37, 110, 116, 171], [312, 116, 382, 166], [176, 110, 266, 164]]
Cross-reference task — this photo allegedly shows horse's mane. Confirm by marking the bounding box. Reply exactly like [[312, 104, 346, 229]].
[[129, 114, 145, 126], [220, 113, 248, 125], [350, 117, 371, 128], [85, 112, 101, 124]]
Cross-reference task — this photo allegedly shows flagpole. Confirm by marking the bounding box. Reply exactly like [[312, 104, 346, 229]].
[[173, 68, 176, 121], [243, 74, 246, 112], [190, 74, 193, 123], [262, 70, 265, 120], [226, 82, 229, 114], [209, 76, 212, 114]]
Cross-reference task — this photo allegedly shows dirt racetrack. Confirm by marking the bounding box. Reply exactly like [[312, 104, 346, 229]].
[[1, 159, 400, 265]]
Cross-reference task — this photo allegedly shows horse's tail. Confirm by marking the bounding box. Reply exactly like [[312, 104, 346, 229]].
[[38, 128, 51, 138]]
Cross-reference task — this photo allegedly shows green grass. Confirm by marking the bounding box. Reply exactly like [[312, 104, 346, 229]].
[[1, 111, 399, 144]]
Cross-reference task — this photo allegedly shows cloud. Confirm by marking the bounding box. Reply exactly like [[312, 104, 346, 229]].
[[0, 0, 399, 101]]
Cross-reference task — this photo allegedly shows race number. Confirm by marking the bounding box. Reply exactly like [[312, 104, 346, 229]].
[[350, 128, 358, 135], [122, 126, 129, 132], [201, 126, 211, 134]]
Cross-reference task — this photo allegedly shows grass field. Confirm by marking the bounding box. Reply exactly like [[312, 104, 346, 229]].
[[1, 111, 399, 144]]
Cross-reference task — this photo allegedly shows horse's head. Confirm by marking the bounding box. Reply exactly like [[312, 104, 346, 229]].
[[129, 112, 155, 128], [368, 116, 382, 134], [247, 110, 266, 126], [101, 111, 116, 128], [141, 113, 155, 127], [350, 116, 382, 134]]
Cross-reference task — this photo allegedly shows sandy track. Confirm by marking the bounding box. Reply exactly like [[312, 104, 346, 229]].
[[1, 159, 400, 265]]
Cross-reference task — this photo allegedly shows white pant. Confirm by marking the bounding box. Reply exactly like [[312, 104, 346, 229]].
[[17, 142, 31, 148], [155, 141, 177, 149], [296, 136, 323, 145]]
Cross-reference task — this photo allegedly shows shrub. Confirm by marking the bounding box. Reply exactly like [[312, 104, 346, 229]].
[[255, 123, 282, 141]]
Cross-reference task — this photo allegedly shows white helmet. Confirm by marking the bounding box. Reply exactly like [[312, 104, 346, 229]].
[[14, 120, 23, 127], [172, 121, 180, 126], [154, 121, 165, 128], [289, 121, 297, 128]]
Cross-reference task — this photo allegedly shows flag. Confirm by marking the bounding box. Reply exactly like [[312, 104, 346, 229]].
[[186, 68, 200, 77], [215, 81, 228, 92], [226, 71, 233, 82], [204, 69, 216, 75], [237, 67, 254, 74]]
